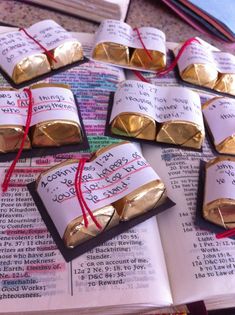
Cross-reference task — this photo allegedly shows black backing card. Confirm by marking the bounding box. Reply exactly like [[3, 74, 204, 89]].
[[105, 92, 203, 153], [0, 95, 89, 162], [195, 160, 235, 239], [0, 57, 89, 89], [27, 180, 175, 262]]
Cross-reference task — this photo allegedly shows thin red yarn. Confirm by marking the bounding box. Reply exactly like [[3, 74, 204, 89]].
[[216, 228, 235, 239], [2, 88, 33, 192], [133, 27, 153, 61], [19, 27, 57, 63], [75, 158, 102, 230], [132, 69, 149, 83], [156, 37, 200, 76]]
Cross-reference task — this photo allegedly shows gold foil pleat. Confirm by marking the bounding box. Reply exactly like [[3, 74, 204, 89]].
[[130, 49, 166, 71], [180, 64, 218, 88], [50, 40, 83, 69], [113, 180, 166, 221], [63, 205, 119, 248], [92, 42, 129, 65], [0, 126, 31, 153], [30, 120, 82, 147], [111, 113, 156, 140], [156, 120, 205, 149], [214, 74, 235, 96], [215, 136, 235, 155], [12, 54, 51, 84]]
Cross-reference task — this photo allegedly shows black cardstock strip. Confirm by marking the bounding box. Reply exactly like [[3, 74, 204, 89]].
[[195, 160, 235, 239], [0, 57, 89, 89], [171, 53, 235, 100], [0, 95, 89, 162], [27, 181, 175, 262], [105, 92, 203, 153]]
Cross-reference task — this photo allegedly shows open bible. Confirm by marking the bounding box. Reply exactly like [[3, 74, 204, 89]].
[[0, 27, 235, 314]]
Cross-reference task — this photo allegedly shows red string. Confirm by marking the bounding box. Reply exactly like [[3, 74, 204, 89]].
[[216, 228, 235, 239], [133, 27, 153, 61], [75, 158, 89, 228], [132, 69, 150, 83], [19, 27, 57, 63], [75, 158, 102, 230], [2, 88, 33, 192], [156, 37, 200, 76]]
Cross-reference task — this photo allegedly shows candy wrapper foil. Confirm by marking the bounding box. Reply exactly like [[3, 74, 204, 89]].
[[214, 74, 235, 96], [0, 126, 31, 153], [30, 120, 82, 147], [92, 42, 129, 65], [215, 136, 235, 155], [50, 40, 83, 69], [63, 205, 119, 248], [180, 64, 218, 88], [156, 121, 205, 149], [203, 156, 235, 229], [113, 180, 166, 221], [130, 49, 166, 70], [110, 113, 156, 140], [12, 54, 51, 84]]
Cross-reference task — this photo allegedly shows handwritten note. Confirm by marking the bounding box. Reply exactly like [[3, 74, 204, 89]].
[[205, 159, 235, 204], [110, 80, 204, 127], [0, 31, 42, 76], [177, 42, 216, 73], [30, 87, 80, 126], [37, 142, 160, 237], [203, 97, 235, 145], [0, 87, 80, 127], [27, 20, 74, 51], [93, 20, 166, 54]]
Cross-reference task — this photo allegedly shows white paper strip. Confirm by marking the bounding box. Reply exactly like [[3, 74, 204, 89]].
[[203, 97, 235, 145], [110, 80, 203, 127]]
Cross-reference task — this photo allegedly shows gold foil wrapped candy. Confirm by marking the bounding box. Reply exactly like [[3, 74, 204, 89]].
[[30, 83, 83, 147], [49, 40, 84, 70], [130, 49, 166, 71], [92, 142, 167, 221], [0, 126, 31, 153], [156, 121, 205, 149], [63, 204, 119, 248], [214, 73, 235, 96], [12, 54, 51, 85], [203, 156, 235, 229], [111, 113, 156, 140], [180, 64, 218, 89], [92, 42, 129, 66]]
